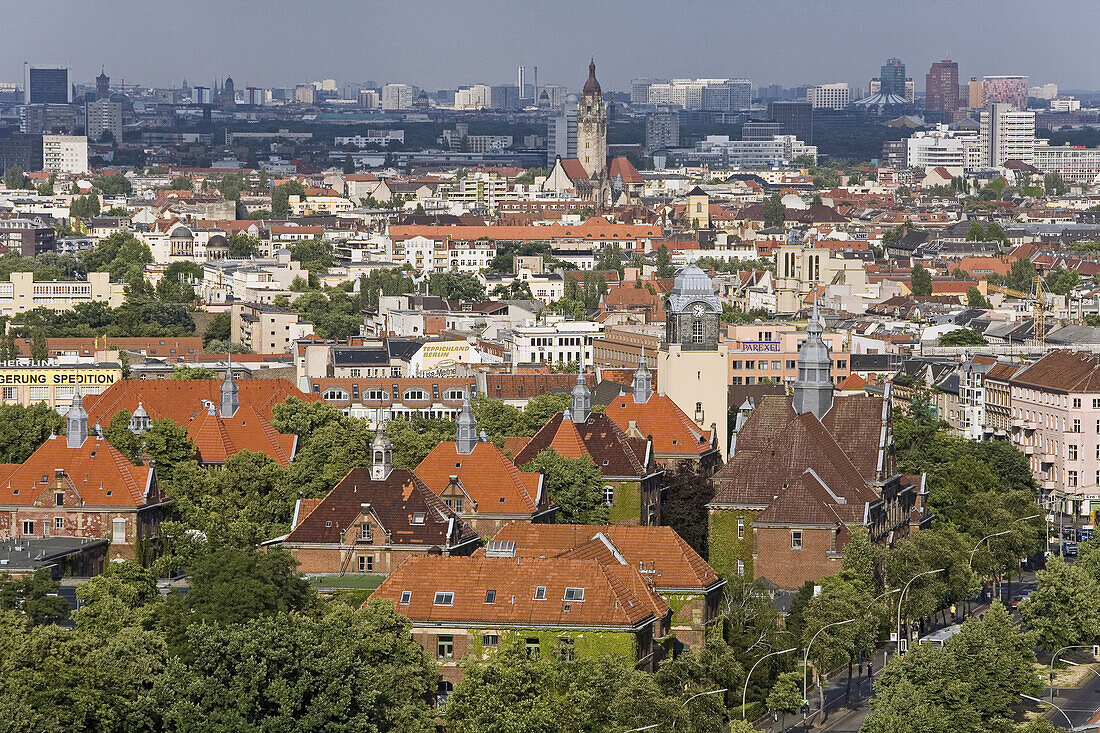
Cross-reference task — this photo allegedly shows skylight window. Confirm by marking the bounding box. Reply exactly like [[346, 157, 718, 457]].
[[563, 587, 585, 602], [412, 512, 425, 525], [534, 586, 546, 600], [434, 591, 454, 606], [484, 590, 496, 604], [400, 591, 411, 605]]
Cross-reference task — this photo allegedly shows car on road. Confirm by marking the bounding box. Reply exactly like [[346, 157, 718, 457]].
[[1061, 540, 1079, 557]]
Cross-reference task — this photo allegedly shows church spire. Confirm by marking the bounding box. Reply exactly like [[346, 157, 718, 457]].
[[792, 294, 834, 420], [456, 390, 477, 455], [632, 345, 652, 403]]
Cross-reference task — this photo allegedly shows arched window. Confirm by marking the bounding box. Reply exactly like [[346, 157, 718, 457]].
[[403, 389, 428, 401], [322, 389, 349, 401], [443, 389, 466, 401], [691, 319, 705, 344], [603, 485, 615, 507], [436, 681, 453, 707]]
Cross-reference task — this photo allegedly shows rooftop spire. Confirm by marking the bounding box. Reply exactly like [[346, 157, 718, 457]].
[[371, 418, 393, 481], [632, 345, 652, 404], [792, 293, 834, 420], [456, 390, 477, 455], [220, 353, 238, 417], [66, 391, 88, 449], [571, 357, 591, 422]]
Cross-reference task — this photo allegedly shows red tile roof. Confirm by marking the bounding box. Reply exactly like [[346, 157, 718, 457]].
[[0, 436, 154, 509], [602, 393, 714, 458], [187, 405, 297, 466], [415, 441, 546, 515], [373, 555, 667, 629], [482, 523, 723, 592], [513, 412, 651, 479]]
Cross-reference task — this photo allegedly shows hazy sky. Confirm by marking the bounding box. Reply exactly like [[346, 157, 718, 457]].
[[9, 1, 1100, 92]]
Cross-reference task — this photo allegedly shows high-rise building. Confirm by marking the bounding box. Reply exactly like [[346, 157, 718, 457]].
[[490, 84, 520, 110], [25, 66, 70, 104], [517, 66, 526, 98], [358, 89, 379, 108], [879, 58, 906, 97], [95, 68, 110, 101], [1030, 83, 1058, 100], [982, 76, 1028, 109], [925, 60, 960, 121], [905, 79, 915, 104], [546, 97, 577, 165], [42, 134, 88, 173], [968, 78, 984, 108], [979, 103, 1035, 166], [645, 107, 679, 150], [806, 83, 849, 110], [85, 99, 123, 143], [381, 83, 414, 110], [294, 84, 315, 105], [767, 101, 813, 144]]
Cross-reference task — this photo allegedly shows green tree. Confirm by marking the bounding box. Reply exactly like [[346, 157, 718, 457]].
[[164, 174, 193, 191], [93, 173, 133, 196], [80, 232, 153, 283], [1018, 557, 1100, 654], [655, 244, 676, 279], [966, 286, 991, 309], [520, 392, 572, 433], [523, 449, 608, 524], [595, 244, 625, 278], [202, 311, 231, 345], [384, 417, 456, 470], [171, 364, 217, 379], [428, 272, 486, 301], [0, 568, 69, 625], [3, 165, 30, 190], [762, 194, 785, 229], [271, 180, 306, 217], [0, 403, 64, 462], [225, 232, 260, 259], [661, 461, 713, 557], [965, 221, 986, 241], [1044, 172, 1069, 196], [766, 671, 803, 733], [1005, 258, 1038, 293], [938, 328, 987, 347], [654, 634, 745, 733], [1045, 267, 1081, 296], [910, 262, 933, 296], [342, 153, 356, 174], [160, 602, 438, 733]]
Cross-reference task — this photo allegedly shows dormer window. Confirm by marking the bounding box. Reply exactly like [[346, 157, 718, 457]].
[[534, 586, 546, 600], [412, 512, 425, 525]]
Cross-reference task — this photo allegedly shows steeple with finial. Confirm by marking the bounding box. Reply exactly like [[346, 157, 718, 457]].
[[456, 390, 477, 455], [66, 391, 89, 449], [220, 353, 238, 418], [370, 418, 393, 481], [632, 345, 652, 403], [792, 295, 834, 420], [571, 359, 591, 423]]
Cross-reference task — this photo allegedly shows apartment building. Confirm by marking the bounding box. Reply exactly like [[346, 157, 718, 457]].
[[0, 271, 124, 316], [198, 256, 306, 304], [906, 126, 981, 170], [807, 83, 850, 110], [979, 103, 1035, 167], [511, 320, 604, 366], [1009, 351, 1100, 518], [42, 134, 88, 173], [725, 323, 850, 386], [231, 303, 313, 354]]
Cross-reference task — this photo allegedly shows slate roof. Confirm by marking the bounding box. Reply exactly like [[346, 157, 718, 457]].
[[282, 466, 478, 548], [373, 556, 666, 629]]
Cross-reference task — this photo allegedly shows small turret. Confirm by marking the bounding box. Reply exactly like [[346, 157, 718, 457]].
[[571, 368, 591, 423], [220, 354, 238, 418], [792, 297, 834, 420], [129, 401, 151, 434], [66, 392, 88, 449], [371, 420, 393, 481], [632, 346, 652, 404], [456, 390, 477, 455]]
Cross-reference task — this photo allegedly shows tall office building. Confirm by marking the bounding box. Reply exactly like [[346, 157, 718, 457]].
[[925, 60, 960, 121], [767, 101, 813, 144], [645, 107, 680, 149], [547, 97, 578, 165], [982, 76, 1028, 109], [25, 66, 70, 104], [517, 66, 526, 99], [968, 78, 984, 108], [381, 83, 414, 110], [879, 58, 906, 97], [979, 103, 1035, 166], [807, 83, 849, 110], [86, 99, 123, 142], [490, 84, 520, 110]]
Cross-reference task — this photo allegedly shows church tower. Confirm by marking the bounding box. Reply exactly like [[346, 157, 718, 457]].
[[577, 60, 609, 208], [792, 298, 834, 420], [657, 261, 729, 458]]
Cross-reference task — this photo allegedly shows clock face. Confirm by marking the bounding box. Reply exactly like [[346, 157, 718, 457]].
[[692, 303, 707, 317]]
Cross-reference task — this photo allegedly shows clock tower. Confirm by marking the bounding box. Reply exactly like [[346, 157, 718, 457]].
[[658, 262, 729, 459]]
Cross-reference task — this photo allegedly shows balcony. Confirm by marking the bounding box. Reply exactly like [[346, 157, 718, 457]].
[[1023, 445, 1035, 455], [1040, 452, 1057, 465]]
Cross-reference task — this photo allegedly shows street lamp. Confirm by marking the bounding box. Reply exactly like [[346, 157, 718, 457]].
[[1020, 693, 1074, 730], [671, 688, 727, 729], [897, 568, 944, 655], [1049, 645, 1100, 701], [803, 618, 855, 719], [969, 531, 1011, 568], [743, 647, 796, 719], [1057, 658, 1100, 686]]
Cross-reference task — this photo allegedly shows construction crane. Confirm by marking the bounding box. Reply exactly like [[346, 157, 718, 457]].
[[1032, 275, 1046, 348]]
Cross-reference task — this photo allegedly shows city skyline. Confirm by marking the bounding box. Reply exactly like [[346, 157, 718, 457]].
[[7, 0, 1100, 93]]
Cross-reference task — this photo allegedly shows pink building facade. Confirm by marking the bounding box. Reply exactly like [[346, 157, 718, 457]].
[[725, 324, 851, 387]]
